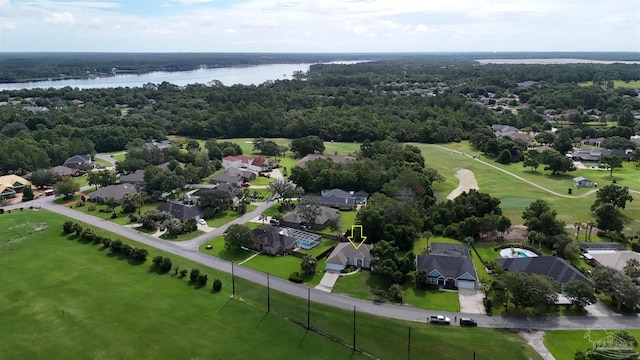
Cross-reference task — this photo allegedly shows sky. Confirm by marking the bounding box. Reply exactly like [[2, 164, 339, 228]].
[[0, 0, 639, 53]]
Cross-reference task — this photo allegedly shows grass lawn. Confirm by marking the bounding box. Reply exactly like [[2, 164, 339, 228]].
[[94, 158, 112, 167], [339, 209, 358, 232], [199, 234, 254, 262], [0, 210, 542, 360], [53, 195, 81, 204], [241, 253, 324, 285], [544, 329, 640, 360], [77, 201, 164, 226], [298, 238, 339, 258], [332, 270, 460, 312], [251, 176, 275, 186], [208, 206, 256, 228], [160, 230, 205, 241]]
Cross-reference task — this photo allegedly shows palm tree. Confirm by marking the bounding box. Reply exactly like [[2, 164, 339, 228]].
[[258, 212, 267, 225]]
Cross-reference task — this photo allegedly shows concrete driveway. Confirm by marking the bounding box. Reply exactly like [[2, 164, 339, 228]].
[[315, 270, 341, 293], [458, 288, 486, 314]]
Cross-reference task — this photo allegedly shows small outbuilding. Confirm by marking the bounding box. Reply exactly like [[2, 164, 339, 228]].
[[573, 176, 593, 188]]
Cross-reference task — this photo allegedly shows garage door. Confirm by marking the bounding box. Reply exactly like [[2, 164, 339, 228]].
[[457, 280, 476, 289]]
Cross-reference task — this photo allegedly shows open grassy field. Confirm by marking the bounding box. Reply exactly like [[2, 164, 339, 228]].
[[544, 329, 640, 360], [0, 210, 543, 359], [578, 80, 640, 88]]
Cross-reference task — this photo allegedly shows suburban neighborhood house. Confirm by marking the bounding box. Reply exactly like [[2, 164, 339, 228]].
[[495, 256, 592, 287], [156, 201, 204, 221], [303, 188, 368, 210], [89, 183, 138, 204], [144, 140, 174, 150], [63, 154, 94, 170], [222, 155, 277, 173], [250, 225, 322, 256], [326, 243, 373, 271], [209, 167, 256, 185], [0, 175, 32, 201], [188, 184, 240, 204], [119, 169, 145, 185], [416, 242, 479, 289], [280, 205, 339, 230], [580, 242, 640, 276], [51, 165, 85, 177]]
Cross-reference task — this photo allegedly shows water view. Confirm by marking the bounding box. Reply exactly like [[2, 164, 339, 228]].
[[0, 61, 365, 91]]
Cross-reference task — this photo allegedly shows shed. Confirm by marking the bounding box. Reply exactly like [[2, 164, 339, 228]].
[[573, 177, 593, 188]]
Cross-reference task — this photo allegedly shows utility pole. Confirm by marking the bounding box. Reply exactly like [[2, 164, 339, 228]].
[[353, 306, 356, 351], [231, 261, 235, 297], [267, 274, 270, 312], [307, 288, 311, 329]]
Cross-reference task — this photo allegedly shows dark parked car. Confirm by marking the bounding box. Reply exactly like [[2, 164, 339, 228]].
[[459, 317, 477, 327]]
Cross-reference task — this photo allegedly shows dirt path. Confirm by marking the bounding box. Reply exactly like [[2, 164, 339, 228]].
[[432, 145, 604, 199], [519, 331, 556, 360], [447, 169, 479, 200]]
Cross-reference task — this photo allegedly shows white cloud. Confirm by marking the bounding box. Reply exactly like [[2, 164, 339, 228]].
[[224, 28, 236, 33], [175, 0, 212, 5], [45, 12, 76, 26]]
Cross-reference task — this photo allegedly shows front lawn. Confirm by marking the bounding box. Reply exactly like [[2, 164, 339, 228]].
[[208, 206, 256, 227], [160, 230, 205, 241], [545, 329, 640, 360], [332, 270, 460, 311]]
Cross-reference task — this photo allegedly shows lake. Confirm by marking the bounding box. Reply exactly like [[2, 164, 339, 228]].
[[0, 61, 365, 91], [476, 58, 640, 65]]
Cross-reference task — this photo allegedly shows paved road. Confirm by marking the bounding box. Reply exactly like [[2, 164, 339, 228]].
[[5, 195, 636, 331]]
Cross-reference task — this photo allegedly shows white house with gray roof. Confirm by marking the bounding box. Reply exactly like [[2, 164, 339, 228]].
[[326, 243, 373, 271]]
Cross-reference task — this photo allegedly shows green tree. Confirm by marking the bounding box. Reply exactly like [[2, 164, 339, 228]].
[[552, 131, 573, 154], [54, 176, 80, 199], [388, 283, 403, 302], [522, 199, 565, 237], [563, 279, 596, 309], [300, 255, 318, 275], [595, 203, 624, 233], [522, 150, 541, 171], [21, 186, 34, 202], [599, 154, 623, 177], [623, 258, 640, 278], [541, 150, 575, 175], [415, 269, 428, 288], [297, 198, 322, 229], [290, 135, 325, 157], [591, 184, 633, 210], [198, 189, 233, 218], [30, 169, 56, 188], [223, 224, 253, 250], [495, 149, 512, 164]]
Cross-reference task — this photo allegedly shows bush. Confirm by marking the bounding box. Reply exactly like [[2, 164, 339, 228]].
[[63, 221, 75, 234], [110, 213, 117, 219], [212, 278, 222, 292], [483, 297, 493, 315], [129, 215, 138, 223], [179, 269, 188, 277], [131, 248, 148, 262], [197, 274, 208, 286], [288, 271, 303, 283], [120, 244, 133, 257], [631, 242, 640, 253], [101, 238, 111, 248], [388, 283, 403, 302], [88, 204, 96, 211], [190, 269, 201, 283], [110, 240, 123, 253]]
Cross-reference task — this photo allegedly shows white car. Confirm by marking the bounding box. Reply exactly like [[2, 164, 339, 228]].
[[198, 219, 206, 225], [429, 315, 451, 325]]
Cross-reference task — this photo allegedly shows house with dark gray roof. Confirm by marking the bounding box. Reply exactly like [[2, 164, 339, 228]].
[[89, 183, 137, 204], [416, 242, 478, 289], [157, 161, 185, 171], [51, 165, 85, 177], [326, 243, 372, 271], [190, 183, 239, 204], [63, 154, 94, 170], [495, 256, 592, 286], [156, 201, 204, 221], [144, 140, 174, 150], [209, 168, 256, 185], [280, 205, 339, 230], [119, 169, 145, 184], [303, 188, 368, 210], [250, 225, 298, 255]]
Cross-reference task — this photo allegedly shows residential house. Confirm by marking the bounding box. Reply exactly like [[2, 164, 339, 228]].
[[63, 154, 94, 170], [295, 154, 356, 168], [581, 137, 606, 147], [250, 225, 298, 255], [119, 169, 145, 185], [569, 148, 602, 162], [51, 165, 85, 177], [88, 183, 138, 204], [222, 155, 277, 173], [491, 124, 519, 137], [517, 80, 538, 88], [601, 148, 633, 161], [303, 188, 368, 210], [156, 201, 204, 221], [144, 140, 174, 150], [157, 161, 185, 171], [190, 183, 240, 204], [280, 205, 339, 230], [0, 175, 32, 201], [502, 131, 532, 144], [573, 177, 593, 188], [209, 168, 256, 185], [586, 251, 640, 273], [494, 256, 592, 286], [416, 243, 479, 289], [326, 243, 373, 271]]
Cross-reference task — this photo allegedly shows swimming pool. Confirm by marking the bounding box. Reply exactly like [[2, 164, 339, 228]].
[[296, 239, 319, 249], [499, 247, 538, 258]]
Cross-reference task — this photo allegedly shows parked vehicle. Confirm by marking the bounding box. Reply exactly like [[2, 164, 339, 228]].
[[459, 317, 477, 327], [269, 219, 279, 225], [198, 219, 206, 225], [429, 315, 451, 325], [241, 182, 251, 187]]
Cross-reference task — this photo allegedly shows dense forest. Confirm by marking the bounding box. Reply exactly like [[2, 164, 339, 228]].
[[0, 55, 639, 174]]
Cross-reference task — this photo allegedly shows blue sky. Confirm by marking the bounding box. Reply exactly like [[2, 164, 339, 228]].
[[1, 0, 639, 52]]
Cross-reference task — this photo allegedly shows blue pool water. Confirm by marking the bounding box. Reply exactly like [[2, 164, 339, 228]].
[[517, 252, 529, 258], [297, 239, 316, 248]]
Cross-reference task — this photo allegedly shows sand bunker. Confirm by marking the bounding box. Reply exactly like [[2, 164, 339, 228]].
[[446, 169, 479, 200]]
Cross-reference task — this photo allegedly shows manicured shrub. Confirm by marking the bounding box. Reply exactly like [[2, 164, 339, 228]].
[[110, 213, 117, 219], [101, 238, 111, 248], [212, 278, 222, 292], [179, 269, 188, 277], [197, 274, 208, 286], [189, 269, 201, 283], [631, 242, 640, 253], [63, 221, 75, 234], [120, 244, 133, 257], [288, 271, 303, 283], [131, 248, 148, 262], [483, 297, 493, 315], [110, 240, 123, 253]]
